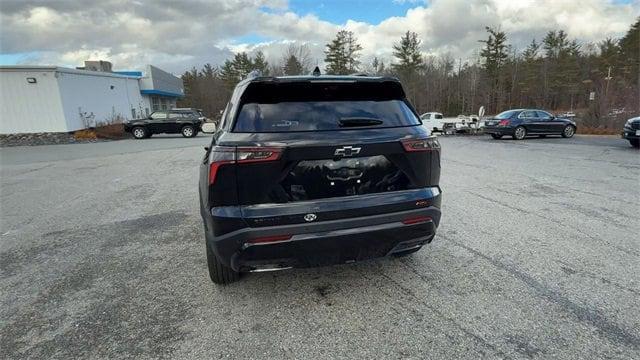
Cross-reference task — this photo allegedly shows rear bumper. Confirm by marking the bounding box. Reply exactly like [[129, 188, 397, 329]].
[[216, 207, 440, 272], [204, 188, 442, 272], [484, 126, 514, 135]]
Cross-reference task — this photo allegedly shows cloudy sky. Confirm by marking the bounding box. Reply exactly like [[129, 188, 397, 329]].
[[0, 0, 638, 74]]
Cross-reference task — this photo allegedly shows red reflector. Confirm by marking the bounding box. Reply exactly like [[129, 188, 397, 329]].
[[247, 234, 293, 244], [402, 216, 432, 225], [208, 160, 234, 185], [498, 120, 510, 126]]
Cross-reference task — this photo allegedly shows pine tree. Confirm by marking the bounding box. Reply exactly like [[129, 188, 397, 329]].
[[480, 27, 509, 112], [392, 31, 424, 75], [324, 30, 363, 75], [252, 51, 270, 76], [283, 54, 303, 75], [618, 17, 639, 86]]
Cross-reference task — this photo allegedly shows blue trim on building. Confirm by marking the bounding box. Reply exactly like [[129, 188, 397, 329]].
[[140, 89, 184, 98], [113, 71, 142, 77]]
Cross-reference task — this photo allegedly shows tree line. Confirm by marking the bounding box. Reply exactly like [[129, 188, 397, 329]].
[[178, 18, 639, 128]]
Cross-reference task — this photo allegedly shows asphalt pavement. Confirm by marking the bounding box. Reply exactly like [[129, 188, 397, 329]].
[[1, 133, 638, 359]]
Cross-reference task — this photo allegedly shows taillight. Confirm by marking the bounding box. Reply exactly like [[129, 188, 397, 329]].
[[401, 137, 440, 152], [498, 120, 510, 126], [208, 146, 235, 185], [208, 146, 283, 185], [236, 147, 282, 163]]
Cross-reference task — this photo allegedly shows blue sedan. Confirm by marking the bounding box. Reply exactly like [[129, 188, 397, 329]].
[[484, 109, 577, 140]]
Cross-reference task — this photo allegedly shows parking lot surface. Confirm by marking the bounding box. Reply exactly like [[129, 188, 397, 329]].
[[1, 134, 638, 359]]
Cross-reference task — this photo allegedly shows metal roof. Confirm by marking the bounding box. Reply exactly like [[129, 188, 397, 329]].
[[0, 65, 141, 79]]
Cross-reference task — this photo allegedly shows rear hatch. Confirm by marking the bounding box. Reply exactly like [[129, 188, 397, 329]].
[[214, 78, 440, 225]]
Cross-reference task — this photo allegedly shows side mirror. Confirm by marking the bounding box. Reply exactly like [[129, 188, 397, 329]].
[[201, 122, 217, 133]]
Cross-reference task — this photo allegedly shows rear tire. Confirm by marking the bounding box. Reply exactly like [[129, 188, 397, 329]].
[[206, 243, 240, 285], [513, 126, 527, 140], [181, 125, 196, 138], [490, 134, 502, 139], [630, 139, 640, 148], [561, 125, 576, 138], [132, 126, 147, 139]]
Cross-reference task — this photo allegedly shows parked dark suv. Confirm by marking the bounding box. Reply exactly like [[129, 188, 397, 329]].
[[484, 109, 577, 140], [198, 74, 442, 284], [124, 108, 205, 139], [622, 116, 640, 148]]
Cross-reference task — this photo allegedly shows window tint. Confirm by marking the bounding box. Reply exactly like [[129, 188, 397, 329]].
[[519, 111, 538, 118], [536, 111, 552, 119], [434, 114, 443, 119], [495, 110, 518, 119], [233, 100, 420, 133], [150, 111, 167, 119]]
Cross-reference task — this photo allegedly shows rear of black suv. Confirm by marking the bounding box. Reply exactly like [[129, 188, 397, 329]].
[[199, 75, 442, 284]]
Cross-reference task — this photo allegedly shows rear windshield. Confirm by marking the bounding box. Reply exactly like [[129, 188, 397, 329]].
[[495, 110, 518, 119], [234, 100, 420, 132]]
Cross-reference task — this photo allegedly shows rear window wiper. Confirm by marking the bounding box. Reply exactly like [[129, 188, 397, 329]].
[[338, 117, 384, 127]]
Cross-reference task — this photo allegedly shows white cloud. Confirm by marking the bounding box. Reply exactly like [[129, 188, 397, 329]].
[[0, 0, 637, 74]]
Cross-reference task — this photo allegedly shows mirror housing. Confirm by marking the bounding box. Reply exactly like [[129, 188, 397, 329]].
[[201, 122, 217, 133]]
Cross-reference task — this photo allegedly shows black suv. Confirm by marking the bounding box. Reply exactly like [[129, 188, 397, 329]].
[[622, 116, 640, 148], [198, 74, 442, 284], [124, 109, 204, 139]]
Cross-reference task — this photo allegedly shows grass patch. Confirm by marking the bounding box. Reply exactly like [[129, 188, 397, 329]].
[[576, 127, 620, 135]]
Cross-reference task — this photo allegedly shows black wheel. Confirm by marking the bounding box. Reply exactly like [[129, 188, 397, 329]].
[[206, 243, 240, 285], [392, 247, 422, 257], [561, 125, 576, 138], [491, 134, 503, 139], [181, 125, 196, 138], [132, 126, 147, 139], [513, 126, 527, 140], [630, 139, 640, 148]]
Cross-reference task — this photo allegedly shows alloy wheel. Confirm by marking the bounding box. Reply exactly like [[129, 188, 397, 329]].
[[133, 128, 145, 139], [183, 127, 194, 137], [563, 126, 575, 138]]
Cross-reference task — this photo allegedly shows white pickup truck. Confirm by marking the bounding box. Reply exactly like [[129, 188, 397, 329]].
[[420, 112, 482, 133]]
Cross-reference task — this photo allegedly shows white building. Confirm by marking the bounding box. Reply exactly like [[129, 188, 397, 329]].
[[0, 61, 183, 134]]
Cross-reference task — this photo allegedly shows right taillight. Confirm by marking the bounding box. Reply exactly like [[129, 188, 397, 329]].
[[208, 146, 283, 185], [498, 120, 510, 126], [402, 137, 441, 152]]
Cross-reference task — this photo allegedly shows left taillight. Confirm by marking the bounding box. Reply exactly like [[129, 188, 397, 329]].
[[236, 147, 282, 163], [208, 146, 283, 185], [208, 146, 236, 185], [401, 137, 441, 152]]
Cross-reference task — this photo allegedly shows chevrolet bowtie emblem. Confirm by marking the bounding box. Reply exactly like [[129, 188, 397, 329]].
[[334, 145, 361, 158]]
